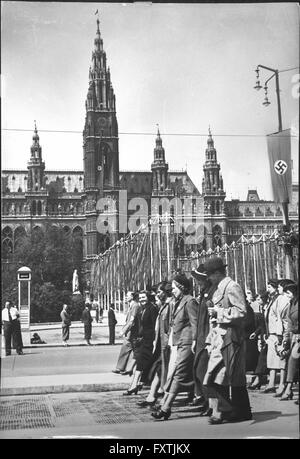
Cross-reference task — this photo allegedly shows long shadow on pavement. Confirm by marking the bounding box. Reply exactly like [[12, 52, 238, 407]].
[[250, 411, 296, 424]]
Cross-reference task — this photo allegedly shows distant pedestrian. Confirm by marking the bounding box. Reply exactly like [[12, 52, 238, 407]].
[[12, 304, 24, 355], [60, 304, 71, 346], [99, 304, 104, 323], [2, 301, 21, 356], [113, 291, 141, 374], [82, 302, 93, 345], [108, 303, 117, 345]]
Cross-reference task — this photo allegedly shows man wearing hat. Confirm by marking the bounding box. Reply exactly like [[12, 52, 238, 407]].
[[190, 264, 217, 414], [202, 257, 252, 424]]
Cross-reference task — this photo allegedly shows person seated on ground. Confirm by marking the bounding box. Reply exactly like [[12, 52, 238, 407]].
[[31, 333, 46, 344]]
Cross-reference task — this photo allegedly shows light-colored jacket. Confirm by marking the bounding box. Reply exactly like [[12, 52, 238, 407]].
[[207, 276, 247, 386], [122, 300, 141, 339], [266, 293, 290, 336]]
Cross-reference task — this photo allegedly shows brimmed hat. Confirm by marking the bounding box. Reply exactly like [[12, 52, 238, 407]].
[[173, 274, 191, 291], [203, 257, 227, 275], [267, 279, 278, 288], [191, 264, 207, 281], [282, 282, 297, 295]]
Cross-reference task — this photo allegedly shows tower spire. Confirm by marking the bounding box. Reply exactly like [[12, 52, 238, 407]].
[[27, 121, 45, 191]]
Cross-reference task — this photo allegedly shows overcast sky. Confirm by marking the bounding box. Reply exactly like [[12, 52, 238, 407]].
[[2, 2, 299, 200]]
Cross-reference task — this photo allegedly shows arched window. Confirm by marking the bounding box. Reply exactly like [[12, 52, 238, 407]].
[[2, 238, 13, 259], [37, 201, 42, 215], [32, 200, 36, 215], [14, 226, 26, 249]]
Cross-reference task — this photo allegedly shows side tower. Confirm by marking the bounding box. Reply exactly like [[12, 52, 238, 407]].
[[202, 128, 227, 247], [83, 18, 120, 257], [151, 127, 173, 197], [25, 122, 48, 217]]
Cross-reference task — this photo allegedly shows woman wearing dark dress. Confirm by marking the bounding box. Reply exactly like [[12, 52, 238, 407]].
[[190, 264, 216, 414], [123, 291, 158, 395], [280, 283, 299, 402], [137, 281, 173, 407], [244, 290, 259, 373], [248, 292, 269, 389]]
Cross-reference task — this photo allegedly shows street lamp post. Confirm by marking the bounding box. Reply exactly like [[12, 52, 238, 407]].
[[254, 64, 290, 229], [254, 64, 283, 132]]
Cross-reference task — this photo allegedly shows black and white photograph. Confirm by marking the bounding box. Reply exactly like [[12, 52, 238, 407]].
[[1, 1, 299, 441]]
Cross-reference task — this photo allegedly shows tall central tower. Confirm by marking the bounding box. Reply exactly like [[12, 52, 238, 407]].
[[83, 18, 120, 257]]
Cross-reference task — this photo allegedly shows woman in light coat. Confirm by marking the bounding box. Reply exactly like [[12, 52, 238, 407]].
[[280, 283, 299, 402], [264, 279, 293, 395]]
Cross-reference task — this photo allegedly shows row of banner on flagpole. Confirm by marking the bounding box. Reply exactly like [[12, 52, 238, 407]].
[[87, 227, 298, 312]]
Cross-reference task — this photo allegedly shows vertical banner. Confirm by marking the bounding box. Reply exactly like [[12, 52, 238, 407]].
[[267, 129, 292, 204]]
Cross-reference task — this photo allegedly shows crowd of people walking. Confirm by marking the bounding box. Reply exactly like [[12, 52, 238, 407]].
[[112, 256, 299, 425]]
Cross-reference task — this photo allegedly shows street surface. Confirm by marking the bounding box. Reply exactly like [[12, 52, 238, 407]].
[[1, 323, 299, 439], [0, 389, 298, 439]]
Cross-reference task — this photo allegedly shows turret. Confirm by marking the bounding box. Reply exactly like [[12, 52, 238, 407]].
[[27, 121, 45, 191]]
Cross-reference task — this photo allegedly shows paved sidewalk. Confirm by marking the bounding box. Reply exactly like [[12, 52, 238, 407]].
[[1, 372, 130, 396]]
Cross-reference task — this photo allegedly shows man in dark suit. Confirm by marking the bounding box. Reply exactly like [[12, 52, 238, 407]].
[[81, 302, 93, 345], [108, 303, 118, 345]]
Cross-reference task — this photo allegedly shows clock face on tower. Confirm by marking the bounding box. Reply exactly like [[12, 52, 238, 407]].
[[98, 117, 107, 128]]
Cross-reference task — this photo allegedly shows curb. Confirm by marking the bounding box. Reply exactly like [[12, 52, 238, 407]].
[[0, 383, 130, 397], [23, 342, 123, 349]]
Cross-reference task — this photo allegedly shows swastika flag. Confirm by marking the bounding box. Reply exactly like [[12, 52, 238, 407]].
[[267, 129, 292, 203]]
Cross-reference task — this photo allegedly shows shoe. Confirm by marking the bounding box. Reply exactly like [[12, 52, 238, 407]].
[[151, 408, 171, 420], [120, 370, 133, 376], [294, 400, 299, 405], [17, 351, 24, 355], [274, 387, 286, 398], [280, 391, 294, 401], [263, 387, 276, 393], [112, 369, 121, 374], [123, 386, 139, 396], [199, 408, 212, 417], [197, 402, 209, 412], [208, 415, 224, 425], [137, 400, 157, 408], [185, 393, 194, 404], [188, 396, 205, 406], [150, 403, 162, 412], [248, 383, 262, 390]]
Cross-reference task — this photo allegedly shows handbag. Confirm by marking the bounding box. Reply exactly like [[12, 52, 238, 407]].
[[291, 340, 300, 359]]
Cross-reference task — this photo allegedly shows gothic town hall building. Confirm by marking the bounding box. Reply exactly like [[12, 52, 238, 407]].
[[2, 19, 298, 264]]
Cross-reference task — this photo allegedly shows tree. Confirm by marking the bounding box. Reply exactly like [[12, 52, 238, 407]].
[[3, 224, 83, 322]]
